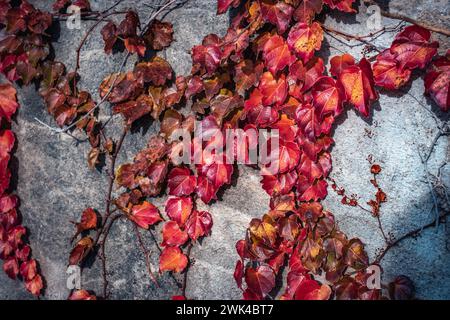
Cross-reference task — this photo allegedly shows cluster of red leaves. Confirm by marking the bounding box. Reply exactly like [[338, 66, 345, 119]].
[[101, 13, 173, 56], [0, 83, 43, 296], [0, 0, 53, 85], [212, 0, 436, 299], [0, 0, 104, 167], [373, 25, 448, 111], [0, 0, 444, 300]]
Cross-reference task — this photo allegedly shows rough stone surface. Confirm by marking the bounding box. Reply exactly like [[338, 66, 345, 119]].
[[0, 0, 449, 300]]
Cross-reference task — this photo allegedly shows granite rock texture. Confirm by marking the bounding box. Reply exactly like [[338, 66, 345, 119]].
[[0, 0, 449, 300]]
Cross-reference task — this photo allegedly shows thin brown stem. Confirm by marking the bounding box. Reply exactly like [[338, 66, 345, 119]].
[[375, 211, 450, 264], [134, 226, 159, 286], [181, 243, 193, 297]]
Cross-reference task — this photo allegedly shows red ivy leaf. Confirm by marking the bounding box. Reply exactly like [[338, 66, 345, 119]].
[[25, 274, 43, 296], [373, 49, 412, 90], [128, 201, 162, 229], [68, 289, 97, 300], [69, 236, 93, 265], [192, 43, 222, 76], [390, 25, 438, 71], [323, 0, 356, 13], [259, 72, 288, 106], [75, 207, 97, 236], [0, 83, 19, 122], [3, 257, 19, 279], [260, 0, 294, 34], [185, 210, 213, 241], [161, 221, 189, 247], [165, 196, 193, 226], [330, 53, 355, 78], [144, 19, 174, 50], [20, 259, 37, 281], [159, 246, 188, 273], [263, 35, 294, 75], [287, 22, 323, 63], [244, 265, 275, 297], [0, 129, 15, 158], [168, 167, 197, 196], [196, 176, 218, 204], [424, 53, 450, 111], [339, 58, 378, 117], [217, 0, 240, 14], [294, 0, 323, 24]]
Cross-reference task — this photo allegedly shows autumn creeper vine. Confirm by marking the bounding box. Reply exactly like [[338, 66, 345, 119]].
[[0, 84, 43, 296], [0, 0, 449, 300]]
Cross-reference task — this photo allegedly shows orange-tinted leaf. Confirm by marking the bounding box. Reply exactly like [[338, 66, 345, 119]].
[[128, 201, 162, 229], [124, 37, 146, 56], [373, 49, 412, 90], [0, 83, 19, 122], [330, 53, 355, 77], [75, 207, 97, 237], [19, 259, 37, 281], [259, 72, 288, 106], [339, 58, 378, 117], [161, 221, 189, 247], [390, 25, 438, 71], [69, 236, 93, 265], [25, 274, 43, 296], [0, 129, 15, 158], [159, 246, 188, 273], [287, 22, 323, 63], [344, 238, 369, 270], [69, 289, 97, 300]]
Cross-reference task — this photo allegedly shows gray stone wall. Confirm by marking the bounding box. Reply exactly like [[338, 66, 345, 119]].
[[0, 0, 449, 299]]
